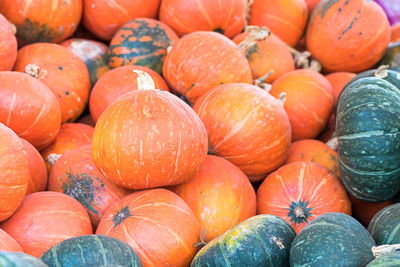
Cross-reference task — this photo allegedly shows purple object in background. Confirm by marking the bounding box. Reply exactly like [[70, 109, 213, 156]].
[[374, 0, 400, 25]]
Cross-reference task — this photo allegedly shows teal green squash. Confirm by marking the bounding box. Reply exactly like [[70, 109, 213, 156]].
[[0, 251, 48, 267], [368, 203, 400, 245], [290, 212, 376, 267], [40, 235, 142, 267], [378, 42, 400, 72], [191, 214, 296, 267], [366, 252, 400, 267]]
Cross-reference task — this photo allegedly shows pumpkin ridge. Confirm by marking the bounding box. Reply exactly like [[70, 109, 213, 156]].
[[93, 236, 108, 265], [387, 222, 400, 244], [250, 226, 274, 266]]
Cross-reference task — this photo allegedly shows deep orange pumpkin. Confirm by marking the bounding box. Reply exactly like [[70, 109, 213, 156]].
[[0, 13, 17, 71], [20, 138, 47, 194], [89, 65, 169, 123], [305, 0, 321, 12], [270, 69, 334, 141], [0, 72, 61, 150], [0, 191, 93, 257], [349, 194, 393, 226], [257, 161, 351, 233], [0, 228, 23, 252], [13, 43, 90, 123], [306, 0, 391, 72], [392, 22, 400, 42], [83, 0, 161, 41], [48, 145, 131, 228], [0, 0, 82, 45], [163, 31, 252, 103], [171, 155, 256, 242], [193, 83, 291, 180], [96, 189, 200, 267], [248, 0, 308, 47]]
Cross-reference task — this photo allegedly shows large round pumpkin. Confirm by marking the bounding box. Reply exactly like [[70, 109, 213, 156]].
[[0, 13, 17, 71], [193, 83, 291, 180], [172, 155, 256, 242], [368, 203, 400, 245], [0, 191, 92, 257], [0, 228, 23, 252], [96, 189, 200, 267], [257, 161, 351, 233], [0, 72, 61, 150], [89, 65, 169, 123], [306, 0, 391, 72], [163, 31, 252, 103], [92, 89, 208, 190], [0, 0, 82, 45]]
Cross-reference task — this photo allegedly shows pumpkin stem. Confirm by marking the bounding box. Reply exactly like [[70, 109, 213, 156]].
[[254, 70, 273, 92], [279, 92, 286, 105], [372, 244, 400, 258], [375, 65, 389, 79], [238, 26, 270, 55], [132, 70, 156, 90], [245, 0, 254, 28], [287, 46, 322, 72], [47, 153, 62, 166], [326, 137, 338, 151], [293, 206, 306, 218], [194, 229, 208, 248], [24, 64, 48, 79]]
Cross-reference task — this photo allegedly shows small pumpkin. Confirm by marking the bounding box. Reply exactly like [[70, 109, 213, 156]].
[[366, 252, 400, 267], [368, 203, 400, 245], [350, 194, 393, 226], [0, 228, 23, 252], [378, 41, 400, 72], [0, 251, 47, 267], [0, 13, 17, 71]]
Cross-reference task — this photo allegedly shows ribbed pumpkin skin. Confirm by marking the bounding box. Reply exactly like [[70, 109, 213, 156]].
[[96, 189, 200, 267], [249, 0, 308, 46], [378, 42, 400, 72], [191, 215, 296, 267], [257, 162, 351, 233], [40, 235, 142, 267], [306, 0, 390, 72], [163, 31, 252, 103], [0, 72, 61, 151], [336, 76, 400, 201], [0, 228, 23, 252], [172, 155, 256, 242], [0, 13, 17, 71], [92, 89, 208, 190], [368, 203, 400, 245], [290, 213, 375, 267], [160, 0, 246, 38], [193, 83, 291, 179], [89, 65, 169, 123], [83, 0, 161, 41], [48, 145, 130, 228], [232, 32, 295, 83], [109, 18, 178, 74], [270, 69, 334, 141], [392, 22, 400, 42], [350, 195, 393, 226], [366, 252, 400, 267], [14, 43, 90, 123], [0, 0, 81, 45], [0, 251, 47, 267], [61, 38, 110, 87], [0, 192, 93, 257]]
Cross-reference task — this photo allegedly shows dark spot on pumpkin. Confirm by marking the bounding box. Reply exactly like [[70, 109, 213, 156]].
[[58, 66, 63, 70], [359, 32, 363, 35], [113, 206, 132, 226], [65, 91, 69, 95], [58, 94, 62, 98], [320, 0, 340, 18], [16, 18, 60, 45], [338, 8, 342, 12], [287, 200, 313, 224], [187, 83, 196, 93], [246, 44, 260, 60], [213, 28, 225, 34], [338, 10, 361, 40]]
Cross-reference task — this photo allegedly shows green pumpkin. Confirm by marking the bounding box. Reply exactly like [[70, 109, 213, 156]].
[[290, 212, 376, 267], [191, 214, 296, 267], [378, 42, 400, 73], [0, 251, 48, 267], [368, 203, 400, 245], [40, 235, 142, 267], [366, 252, 400, 267]]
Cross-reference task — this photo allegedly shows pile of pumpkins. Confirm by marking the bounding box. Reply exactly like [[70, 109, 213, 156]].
[[1, 0, 400, 266]]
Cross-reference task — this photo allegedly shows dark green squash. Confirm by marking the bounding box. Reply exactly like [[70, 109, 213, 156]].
[[378, 42, 400, 73], [366, 252, 400, 267], [40, 235, 142, 267], [290, 212, 376, 267], [191, 214, 296, 267], [368, 203, 400, 245], [0, 251, 48, 267]]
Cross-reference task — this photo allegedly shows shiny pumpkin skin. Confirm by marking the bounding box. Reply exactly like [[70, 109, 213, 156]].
[[193, 83, 291, 180], [160, 0, 246, 38], [96, 189, 200, 267], [163, 31, 252, 103], [0, 251, 47, 267], [368, 203, 400, 245], [350, 194, 393, 226], [0, 72, 61, 151], [48, 145, 130, 228], [92, 89, 208, 190], [109, 18, 178, 74], [191, 215, 296, 267], [61, 38, 110, 88], [0, 0, 82, 45], [89, 65, 169, 123], [306, 0, 391, 72], [378, 41, 400, 72], [172, 155, 256, 242], [366, 252, 400, 267], [248, 0, 309, 46], [257, 162, 351, 233], [0, 228, 23, 252], [83, 0, 161, 41], [0, 13, 17, 71], [290, 212, 376, 267], [0, 191, 93, 257]]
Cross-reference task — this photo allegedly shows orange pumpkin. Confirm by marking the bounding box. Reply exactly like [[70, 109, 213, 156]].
[[0, 13, 17, 71], [96, 189, 200, 267], [392, 22, 400, 42], [20, 138, 47, 194], [349, 194, 393, 226], [270, 69, 334, 141], [0, 228, 23, 252], [257, 161, 351, 233], [248, 0, 308, 47], [172, 155, 256, 242], [13, 43, 90, 123], [83, 0, 161, 41], [160, 0, 246, 38], [306, 0, 391, 72], [0, 191, 92, 257], [193, 83, 291, 181], [305, 0, 321, 12], [89, 65, 169, 123], [0, 0, 82, 45], [0, 72, 61, 150], [163, 31, 252, 103], [48, 145, 131, 228]]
